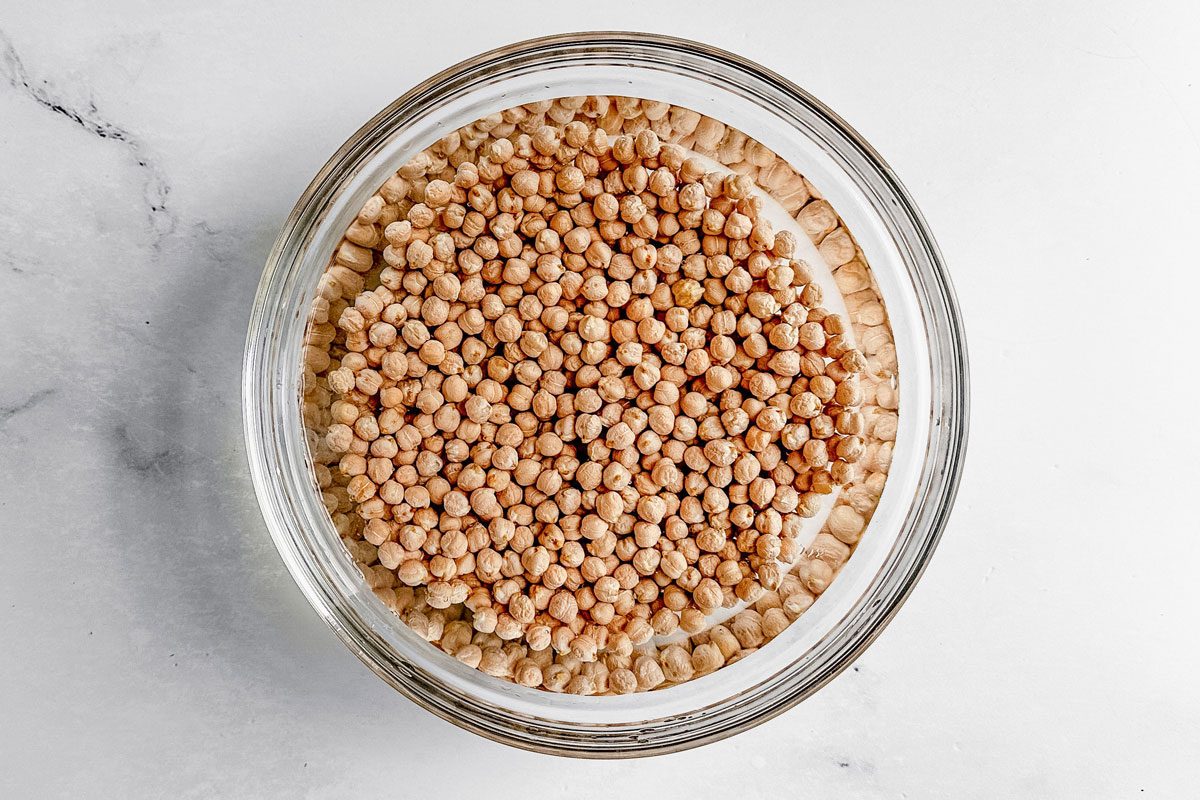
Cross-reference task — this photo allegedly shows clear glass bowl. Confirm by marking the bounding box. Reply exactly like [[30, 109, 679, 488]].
[[243, 32, 968, 757]]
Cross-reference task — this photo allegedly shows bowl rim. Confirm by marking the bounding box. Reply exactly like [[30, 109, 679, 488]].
[[243, 30, 970, 757]]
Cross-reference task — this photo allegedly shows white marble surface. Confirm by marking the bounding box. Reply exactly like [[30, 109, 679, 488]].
[[2, 1, 1198, 796]]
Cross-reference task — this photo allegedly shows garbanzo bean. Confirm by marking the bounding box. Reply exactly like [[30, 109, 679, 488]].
[[304, 94, 892, 695]]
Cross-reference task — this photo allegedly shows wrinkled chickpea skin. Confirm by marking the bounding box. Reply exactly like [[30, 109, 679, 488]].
[[302, 95, 899, 694]]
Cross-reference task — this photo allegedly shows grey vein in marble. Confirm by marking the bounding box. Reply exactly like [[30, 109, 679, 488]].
[[111, 423, 178, 478], [0, 28, 175, 239], [0, 388, 56, 429]]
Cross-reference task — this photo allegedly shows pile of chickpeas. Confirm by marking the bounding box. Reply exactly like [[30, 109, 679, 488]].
[[302, 96, 900, 694]]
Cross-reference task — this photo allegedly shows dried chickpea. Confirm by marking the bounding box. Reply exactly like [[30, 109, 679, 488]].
[[304, 96, 887, 695]]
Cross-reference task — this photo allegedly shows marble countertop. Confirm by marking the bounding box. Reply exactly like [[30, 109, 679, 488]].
[[2, 2, 1197, 797]]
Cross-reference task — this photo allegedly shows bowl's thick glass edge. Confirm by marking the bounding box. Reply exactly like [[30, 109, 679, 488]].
[[241, 31, 970, 758]]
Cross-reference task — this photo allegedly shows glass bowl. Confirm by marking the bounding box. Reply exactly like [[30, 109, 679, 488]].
[[243, 31, 968, 757]]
